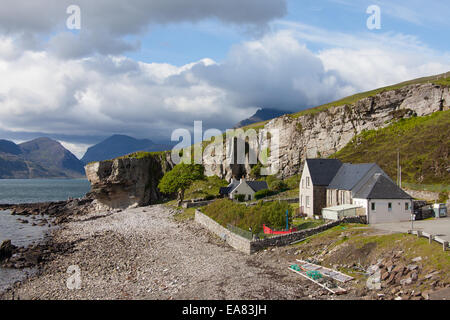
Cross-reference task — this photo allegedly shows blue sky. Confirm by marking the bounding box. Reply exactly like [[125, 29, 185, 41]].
[[0, 0, 448, 158], [127, 0, 450, 66]]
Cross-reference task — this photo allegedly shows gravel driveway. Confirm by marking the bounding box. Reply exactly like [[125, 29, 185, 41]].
[[1, 205, 343, 300]]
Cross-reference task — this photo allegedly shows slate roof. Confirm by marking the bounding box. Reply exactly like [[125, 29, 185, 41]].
[[246, 181, 269, 192], [354, 174, 412, 200], [219, 180, 268, 195], [305, 159, 343, 186], [219, 179, 240, 195], [327, 163, 378, 191]]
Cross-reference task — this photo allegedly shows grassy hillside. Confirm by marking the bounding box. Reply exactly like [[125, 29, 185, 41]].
[[241, 71, 450, 130], [332, 110, 450, 188]]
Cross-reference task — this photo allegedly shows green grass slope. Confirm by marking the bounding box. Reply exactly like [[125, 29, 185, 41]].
[[332, 110, 450, 188], [242, 71, 450, 130]]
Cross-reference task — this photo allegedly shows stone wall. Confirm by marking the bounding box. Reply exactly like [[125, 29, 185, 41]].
[[195, 209, 366, 254], [403, 188, 447, 201], [249, 217, 366, 253], [194, 210, 251, 254], [182, 199, 216, 208]]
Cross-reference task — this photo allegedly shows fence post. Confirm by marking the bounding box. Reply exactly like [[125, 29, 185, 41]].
[[444, 241, 449, 252], [429, 234, 434, 244], [417, 230, 422, 238]]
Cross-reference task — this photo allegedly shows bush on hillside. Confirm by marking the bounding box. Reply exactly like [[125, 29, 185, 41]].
[[254, 189, 275, 200], [202, 199, 293, 233]]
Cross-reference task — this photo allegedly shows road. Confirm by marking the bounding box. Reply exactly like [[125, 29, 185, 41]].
[[373, 217, 450, 242]]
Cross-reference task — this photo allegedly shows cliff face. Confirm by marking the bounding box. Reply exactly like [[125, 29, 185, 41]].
[[85, 152, 174, 209], [204, 82, 450, 179], [86, 82, 449, 209]]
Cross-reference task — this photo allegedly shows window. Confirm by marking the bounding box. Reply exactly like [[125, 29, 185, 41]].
[[405, 202, 410, 210], [306, 177, 310, 188], [306, 196, 310, 208], [388, 202, 392, 212], [371, 202, 376, 211], [248, 195, 252, 201]]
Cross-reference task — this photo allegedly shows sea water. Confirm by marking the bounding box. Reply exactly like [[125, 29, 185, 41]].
[[0, 179, 91, 292]]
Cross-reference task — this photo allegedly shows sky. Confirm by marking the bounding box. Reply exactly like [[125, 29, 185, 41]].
[[0, 0, 449, 158]]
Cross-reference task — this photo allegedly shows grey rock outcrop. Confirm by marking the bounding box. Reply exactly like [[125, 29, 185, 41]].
[[85, 152, 175, 209], [204, 82, 450, 178]]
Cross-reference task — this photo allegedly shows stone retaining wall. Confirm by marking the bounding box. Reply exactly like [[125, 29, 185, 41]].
[[182, 200, 216, 208], [404, 189, 441, 201], [195, 209, 366, 254], [194, 210, 251, 254]]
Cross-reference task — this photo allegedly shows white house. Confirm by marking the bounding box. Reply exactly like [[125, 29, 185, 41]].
[[300, 159, 413, 223], [299, 159, 343, 217], [219, 178, 269, 201], [352, 173, 413, 224]]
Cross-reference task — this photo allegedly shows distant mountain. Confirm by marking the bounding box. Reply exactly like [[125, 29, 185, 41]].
[[81, 134, 172, 164], [0, 139, 22, 155], [0, 138, 85, 179], [234, 108, 292, 128]]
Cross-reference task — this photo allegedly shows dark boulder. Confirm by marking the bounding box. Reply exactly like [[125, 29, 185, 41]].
[[0, 240, 16, 261]]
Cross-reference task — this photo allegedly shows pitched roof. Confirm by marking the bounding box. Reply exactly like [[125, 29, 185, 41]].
[[246, 180, 269, 192], [354, 174, 412, 200], [219, 180, 268, 194], [219, 179, 240, 195], [305, 158, 343, 186], [327, 163, 377, 191]]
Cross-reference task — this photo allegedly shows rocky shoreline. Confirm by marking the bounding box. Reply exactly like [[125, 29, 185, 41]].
[[1, 200, 448, 300], [0, 197, 96, 293], [0, 204, 359, 300]]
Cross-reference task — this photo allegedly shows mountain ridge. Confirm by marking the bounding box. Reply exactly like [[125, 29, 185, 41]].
[[234, 108, 292, 128], [81, 134, 174, 164], [0, 138, 85, 179]]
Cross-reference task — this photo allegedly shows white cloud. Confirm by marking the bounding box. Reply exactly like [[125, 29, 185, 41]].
[[0, 26, 448, 152], [59, 141, 92, 159], [0, 0, 287, 58]]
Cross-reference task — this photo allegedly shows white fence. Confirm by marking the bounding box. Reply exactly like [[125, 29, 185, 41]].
[[408, 230, 449, 251]]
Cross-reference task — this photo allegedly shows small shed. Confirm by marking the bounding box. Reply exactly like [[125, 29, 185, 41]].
[[322, 204, 362, 221]]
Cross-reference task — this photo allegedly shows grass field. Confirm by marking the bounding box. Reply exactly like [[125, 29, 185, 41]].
[[333, 110, 450, 185]]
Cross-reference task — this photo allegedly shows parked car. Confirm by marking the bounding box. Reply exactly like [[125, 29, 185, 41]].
[[412, 205, 434, 220]]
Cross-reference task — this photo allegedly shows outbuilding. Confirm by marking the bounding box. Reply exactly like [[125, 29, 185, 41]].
[[321, 204, 363, 221]]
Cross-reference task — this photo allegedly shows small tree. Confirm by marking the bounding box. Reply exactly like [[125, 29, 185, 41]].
[[158, 163, 205, 205]]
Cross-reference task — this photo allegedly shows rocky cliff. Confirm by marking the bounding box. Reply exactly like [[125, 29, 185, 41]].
[[85, 152, 174, 209], [86, 81, 450, 209], [204, 82, 450, 179]]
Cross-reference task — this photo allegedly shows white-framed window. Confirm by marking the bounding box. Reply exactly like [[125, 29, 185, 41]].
[[306, 177, 310, 188], [306, 196, 310, 208], [405, 202, 410, 210], [388, 202, 392, 212], [371, 202, 376, 211]]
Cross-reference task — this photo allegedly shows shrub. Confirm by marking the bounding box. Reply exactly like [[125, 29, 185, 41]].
[[255, 189, 275, 200], [438, 191, 449, 203], [270, 180, 287, 192], [285, 174, 301, 190], [234, 194, 246, 202], [202, 199, 293, 233]]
